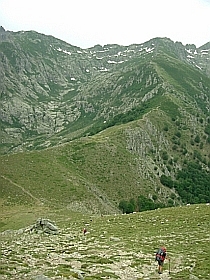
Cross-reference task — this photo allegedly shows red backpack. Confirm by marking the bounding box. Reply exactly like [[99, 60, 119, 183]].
[[155, 247, 166, 261]]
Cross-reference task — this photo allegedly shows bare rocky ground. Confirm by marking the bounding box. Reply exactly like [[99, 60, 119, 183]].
[[0, 228, 172, 280], [0, 204, 209, 280]]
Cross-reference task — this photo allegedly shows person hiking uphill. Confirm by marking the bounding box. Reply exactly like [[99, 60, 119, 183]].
[[155, 246, 169, 274]]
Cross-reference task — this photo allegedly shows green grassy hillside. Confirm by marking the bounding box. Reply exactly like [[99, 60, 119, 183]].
[[1, 84, 210, 214], [0, 204, 209, 279], [0, 31, 210, 279]]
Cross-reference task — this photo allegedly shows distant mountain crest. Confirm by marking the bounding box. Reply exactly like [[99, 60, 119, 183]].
[[0, 29, 210, 154]]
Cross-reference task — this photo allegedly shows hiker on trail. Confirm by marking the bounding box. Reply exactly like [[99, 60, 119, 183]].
[[83, 228, 87, 235], [155, 246, 169, 274]]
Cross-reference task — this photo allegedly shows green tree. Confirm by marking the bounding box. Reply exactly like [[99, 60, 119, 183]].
[[161, 151, 169, 161], [126, 202, 135, 214], [160, 175, 174, 188], [119, 200, 128, 214], [194, 135, 200, 143]]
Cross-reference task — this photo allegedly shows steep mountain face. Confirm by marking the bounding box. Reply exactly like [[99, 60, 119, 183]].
[[0, 27, 209, 213], [0, 27, 209, 153]]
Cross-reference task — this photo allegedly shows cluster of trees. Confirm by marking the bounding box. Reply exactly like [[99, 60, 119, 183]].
[[87, 103, 149, 136], [204, 123, 210, 144], [160, 161, 210, 204], [106, 103, 149, 127], [120, 159, 209, 214], [119, 195, 165, 214]]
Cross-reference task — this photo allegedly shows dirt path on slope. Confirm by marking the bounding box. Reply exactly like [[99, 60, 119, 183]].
[[1, 175, 42, 204]]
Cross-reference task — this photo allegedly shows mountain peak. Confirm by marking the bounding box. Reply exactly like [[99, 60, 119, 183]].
[[199, 41, 210, 50], [0, 26, 6, 33], [0, 29, 210, 155]]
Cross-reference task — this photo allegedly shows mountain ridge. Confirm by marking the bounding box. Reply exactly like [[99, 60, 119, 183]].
[[0, 28, 209, 214], [1, 28, 209, 154]]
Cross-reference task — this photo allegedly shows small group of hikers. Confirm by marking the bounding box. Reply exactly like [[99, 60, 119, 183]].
[[155, 246, 170, 274], [82, 225, 169, 274]]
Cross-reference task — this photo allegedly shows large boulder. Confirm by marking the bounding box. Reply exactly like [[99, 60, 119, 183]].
[[31, 218, 58, 234]]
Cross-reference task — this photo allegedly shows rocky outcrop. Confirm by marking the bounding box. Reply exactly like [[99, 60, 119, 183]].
[[30, 218, 58, 234]]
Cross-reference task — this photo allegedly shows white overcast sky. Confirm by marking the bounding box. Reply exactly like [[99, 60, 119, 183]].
[[0, 0, 210, 48]]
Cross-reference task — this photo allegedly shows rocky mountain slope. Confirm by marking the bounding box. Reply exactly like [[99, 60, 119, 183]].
[[0, 26, 209, 213], [0, 26, 210, 154]]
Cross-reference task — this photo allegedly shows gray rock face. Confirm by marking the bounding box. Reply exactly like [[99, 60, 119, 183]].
[[0, 29, 210, 154], [31, 218, 58, 234], [0, 27, 12, 44]]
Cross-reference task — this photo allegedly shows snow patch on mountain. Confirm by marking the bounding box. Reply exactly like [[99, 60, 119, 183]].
[[57, 47, 71, 55]]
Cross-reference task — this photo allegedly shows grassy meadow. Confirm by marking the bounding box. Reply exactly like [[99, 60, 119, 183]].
[[0, 204, 209, 279]]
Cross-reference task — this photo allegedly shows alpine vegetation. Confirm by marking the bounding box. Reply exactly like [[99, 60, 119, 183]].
[[0, 26, 210, 279], [0, 26, 210, 213], [0, 204, 209, 279]]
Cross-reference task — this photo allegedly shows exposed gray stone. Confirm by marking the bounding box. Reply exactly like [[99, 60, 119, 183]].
[[1, 30, 209, 155], [32, 275, 51, 280], [30, 218, 58, 234], [189, 275, 199, 280]]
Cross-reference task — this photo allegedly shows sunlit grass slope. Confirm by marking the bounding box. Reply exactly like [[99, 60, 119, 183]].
[[0, 204, 209, 279]]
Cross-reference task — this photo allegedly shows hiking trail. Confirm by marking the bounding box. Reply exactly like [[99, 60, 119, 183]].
[[1, 175, 42, 204]]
